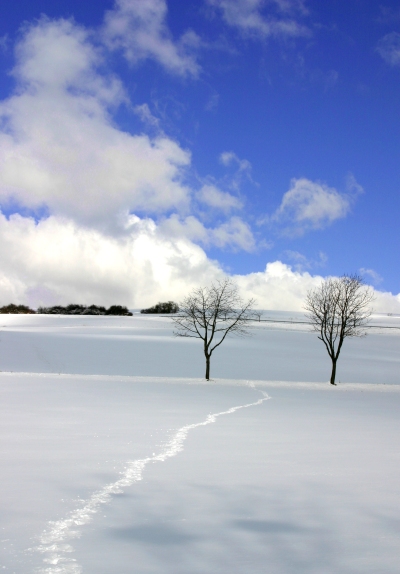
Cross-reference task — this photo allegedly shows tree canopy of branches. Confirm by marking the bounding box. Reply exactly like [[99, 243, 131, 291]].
[[304, 274, 374, 385], [172, 279, 257, 380], [141, 301, 179, 314]]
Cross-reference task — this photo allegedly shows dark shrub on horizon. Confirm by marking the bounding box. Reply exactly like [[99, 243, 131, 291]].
[[0, 304, 36, 314], [140, 301, 179, 314], [37, 304, 132, 316], [105, 305, 132, 316]]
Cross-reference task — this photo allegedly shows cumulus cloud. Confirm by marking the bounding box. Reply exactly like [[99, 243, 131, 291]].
[[235, 261, 322, 309], [269, 177, 359, 235], [0, 16, 398, 314], [160, 214, 256, 251], [0, 211, 399, 312], [0, 212, 223, 308], [0, 18, 192, 226], [235, 261, 400, 312], [376, 32, 400, 66], [212, 216, 256, 250], [196, 184, 242, 211], [103, 0, 201, 77], [206, 0, 310, 39], [0, 211, 254, 309]]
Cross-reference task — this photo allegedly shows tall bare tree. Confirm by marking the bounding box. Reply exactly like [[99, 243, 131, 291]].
[[304, 274, 374, 385], [172, 279, 257, 380]]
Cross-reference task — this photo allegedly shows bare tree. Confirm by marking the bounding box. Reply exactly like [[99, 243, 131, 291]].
[[172, 279, 257, 380], [304, 274, 374, 385]]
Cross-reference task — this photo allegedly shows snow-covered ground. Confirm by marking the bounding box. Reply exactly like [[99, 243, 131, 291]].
[[1, 313, 399, 573], [0, 311, 399, 383]]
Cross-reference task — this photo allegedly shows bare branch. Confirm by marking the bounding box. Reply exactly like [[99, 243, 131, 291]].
[[171, 278, 257, 380], [304, 274, 374, 385]]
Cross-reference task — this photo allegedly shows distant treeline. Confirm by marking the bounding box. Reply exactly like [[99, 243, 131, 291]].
[[140, 301, 179, 314], [0, 304, 36, 314], [0, 303, 132, 315], [38, 304, 132, 315]]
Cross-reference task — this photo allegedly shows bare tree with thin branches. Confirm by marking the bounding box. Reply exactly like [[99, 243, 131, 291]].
[[172, 279, 257, 380], [304, 274, 374, 385]]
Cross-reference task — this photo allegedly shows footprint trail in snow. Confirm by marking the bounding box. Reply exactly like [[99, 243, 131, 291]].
[[35, 390, 270, 574]]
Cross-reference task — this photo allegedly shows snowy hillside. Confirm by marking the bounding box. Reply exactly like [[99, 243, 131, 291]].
[[0, 313, 399, 573], [0, 311, 398, 383]]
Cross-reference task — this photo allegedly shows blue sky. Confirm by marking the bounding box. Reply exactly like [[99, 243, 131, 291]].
[[0, 0, 399, 310]]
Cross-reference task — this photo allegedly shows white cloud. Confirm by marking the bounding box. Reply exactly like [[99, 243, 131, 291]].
[[235, 261, 400, 313], [103, 0, 201, 77], [235, 261, 323, 309], [0, 17, 398, 314], [134, 103, 160, 127], [197, 184, 242, 211], [159, 214, 210, 244], [219, 150, 255, 191], [0, 212, 223, 308], [372, 290, 400, 314], [212, 216, 256, 250], [0, 211, 399, 312], [160, 214, 256, 251], [219, 150, 251, 171], [0, 19, 192, 226], [345, 172, 364, 196], [270, 177, 356, 235], [283, 249, 327, 271], [206, 0, 310, 39], [376, 32, 400, 67], [360, 268, 383, 285]]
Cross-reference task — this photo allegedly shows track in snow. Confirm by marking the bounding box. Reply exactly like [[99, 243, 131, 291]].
[[34, 390, 270, 574]]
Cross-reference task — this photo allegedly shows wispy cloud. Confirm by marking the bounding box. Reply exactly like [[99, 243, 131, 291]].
[[219, 150, 255, 190], [283, 249, 327, 271], [376, 32, 400, 66], [197, 184, 242, 212], [103, 0, 201, 77], [0, 35, 8, 52], [360, 268, 383, 285], [265, 177, 362, 236], [134, 103, 161, 128], [206, 0, 310, 40], [220, 150, 251, 171], [377, 5, 400, 24], [205, 92, 220, 111]]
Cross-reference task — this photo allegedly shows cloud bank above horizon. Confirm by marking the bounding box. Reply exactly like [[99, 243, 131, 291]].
[[0, 3, 398, 312]]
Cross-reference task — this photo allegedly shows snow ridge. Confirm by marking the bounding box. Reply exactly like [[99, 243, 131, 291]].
[[35, 391, 270, 574]]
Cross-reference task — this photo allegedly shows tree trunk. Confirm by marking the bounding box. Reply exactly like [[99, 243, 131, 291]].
[[205, 355, 210, 380], [330, 359, 337, 385]]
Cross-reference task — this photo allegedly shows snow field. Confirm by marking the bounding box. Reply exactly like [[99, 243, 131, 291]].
[[0, 312, 398, 383], [0, 313, 399, 573]]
